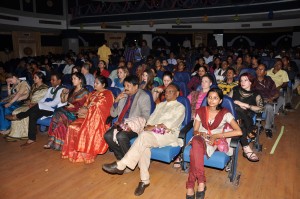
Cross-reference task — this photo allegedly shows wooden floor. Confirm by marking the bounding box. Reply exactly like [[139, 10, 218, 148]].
[[1, 97, 299, 199]]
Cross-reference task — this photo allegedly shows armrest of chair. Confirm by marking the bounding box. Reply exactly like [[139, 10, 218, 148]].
[[179, 120, 193, 139], [230, 137, 240, 148]]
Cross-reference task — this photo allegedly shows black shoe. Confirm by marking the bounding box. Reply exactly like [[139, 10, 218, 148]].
[[134, 182, 150, 196], [196, 186, 207, 199], [102, 162, 124, 175], [285, 104, 293, 110], [266, 129, 273, 138]]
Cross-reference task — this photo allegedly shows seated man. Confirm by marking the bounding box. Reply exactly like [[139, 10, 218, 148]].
[[218, 67, 238, 95], [253, 64, 280, 138], [267, 59, 289, 112], [102, 83, 185, 196], [6, 72, 64, 146], [104, 75, 151, 160]]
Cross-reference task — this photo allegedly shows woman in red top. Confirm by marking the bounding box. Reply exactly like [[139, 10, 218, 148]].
[[95, 60, 110, 78]]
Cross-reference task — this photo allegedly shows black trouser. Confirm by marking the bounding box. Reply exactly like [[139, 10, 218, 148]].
[[104, 126, 138, 160], [16, 104, 53, 141], [236, 107, 255, 146]]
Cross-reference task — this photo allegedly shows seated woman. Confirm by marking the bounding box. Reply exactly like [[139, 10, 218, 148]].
[[6, 72, 48, 141], [95, 60, 110, 78], [0, 73, 30, 135], [187, 65, 208, 92], [152, 71, 175, 104], [44, 72, 89, 150], [228, 72, 263, 162], [111, 66, 129, 91], [139, 69, 155, 91], [186, 88, 242, 199], [151, 68, 163, 86], [61, 76, 114, 163], [188, 74, 213, 119]]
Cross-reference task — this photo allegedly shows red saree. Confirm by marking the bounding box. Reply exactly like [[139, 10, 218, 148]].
[[61, 89, 114, 163]]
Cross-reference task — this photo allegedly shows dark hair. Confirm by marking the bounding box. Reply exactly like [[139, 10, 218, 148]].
[[95, 75, 108, 88], [226, 67, 236, 74], [72, 72, 86, 87], [239, 72, 255, 89], [124, 75, 140, 86], [202, 74, 214, 83], [162, 71, 173, 80], [257, 63, 267, 71], [72, 65, 81, 73], [207, 88, 224, 110], [5, 72, 19, 79], [99, 60, 107, 69], [51, 72, 63, 81], [34, 71, 46, 83], [168, 83, 180, 92], [142, 69, 155, 91]]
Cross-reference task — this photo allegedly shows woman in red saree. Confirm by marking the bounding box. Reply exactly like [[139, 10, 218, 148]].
[[62, 76, 114, 163]]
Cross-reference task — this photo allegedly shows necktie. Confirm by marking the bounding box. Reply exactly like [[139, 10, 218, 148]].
[[118, 96, 132, 123]]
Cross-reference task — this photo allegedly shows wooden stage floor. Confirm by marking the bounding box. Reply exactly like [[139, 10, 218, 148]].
[[1, 97, 299, 199]]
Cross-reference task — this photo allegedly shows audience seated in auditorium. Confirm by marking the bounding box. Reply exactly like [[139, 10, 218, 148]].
[[186, 88, 242, 199], [266, 59, 290, 111], [139, 69, 155, 91], [188, 74, 213, 119], [218, 67, 239, 95], [62, 76, 114, 163], [102, 83, 185, 196], [109, 61, 126, 81], [104, 75, 151, 160], [232, 56, 245, 75], [81, 63, 95, 87], [62, 58, 75, 75], [192, 57, 207, 76], [111, 66, 129, 91], [6, 73, 64, 147], [44, 72, 89, 150], [95, 60, 110, 78], [150, 68, 163, 86], [253, 64, 280, 138], [152, 71, 182, 104], [167, 52, 177, 65], [6, 72, 48, 141], [214, 60, 229, 82], [0, 73, 31, 135], [188, 65, 207, 92], [228, 73, 263, 162], [251, 55, 260, 69]]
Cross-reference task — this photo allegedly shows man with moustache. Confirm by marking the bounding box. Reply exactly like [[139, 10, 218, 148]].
[[103, 83, 185, 196], [104, 75, 151, 160]]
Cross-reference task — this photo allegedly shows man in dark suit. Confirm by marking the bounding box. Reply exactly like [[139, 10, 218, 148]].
[[104, 75, 151, 160]]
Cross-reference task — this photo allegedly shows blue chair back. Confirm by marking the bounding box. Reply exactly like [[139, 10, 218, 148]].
[[107, 87, 121, 98], [85, 85, 94, 92], [144, 90, 156, 114], [174, 72, 191, 84], [238, 68, 256, 79], [173, 81, 188, 97], [176, 96, 191, 126], [106, 77, 112, 87]]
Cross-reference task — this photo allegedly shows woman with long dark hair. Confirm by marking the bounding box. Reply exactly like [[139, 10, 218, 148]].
[[186, 88, 242, 199], [6, 72, 48, 141], [44, 72, 89, 150], [62, 76, 114, 163]]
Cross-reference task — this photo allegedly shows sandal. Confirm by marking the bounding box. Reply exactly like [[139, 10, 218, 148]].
[[243, 152, 259, 162], [5, 137, 19, 142], [173, 157, 182, 169], [43, 144, 51, 149]]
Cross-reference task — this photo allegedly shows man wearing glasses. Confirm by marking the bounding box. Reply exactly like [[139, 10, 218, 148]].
[[102, 83, 185, 196]]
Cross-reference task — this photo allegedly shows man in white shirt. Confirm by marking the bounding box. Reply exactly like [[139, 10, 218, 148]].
[[102, 83, 185, 196], [81, 63, 95, 87], [203, 50, 213, 64], [6, 73, 64, 146], [167, 52, 177, 65], [62, 58, 75, 75]]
